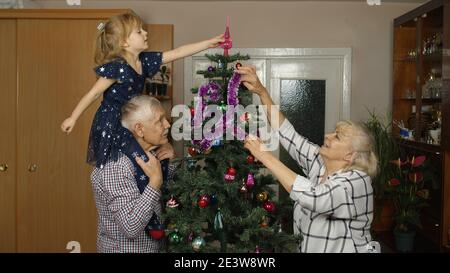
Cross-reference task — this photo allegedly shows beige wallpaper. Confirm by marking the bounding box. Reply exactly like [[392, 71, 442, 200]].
[[36, 0, 420, 123]]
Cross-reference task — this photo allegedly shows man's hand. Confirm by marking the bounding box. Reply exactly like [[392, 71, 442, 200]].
[[135, 152, 163, 190], [155, 143, 176, 161]]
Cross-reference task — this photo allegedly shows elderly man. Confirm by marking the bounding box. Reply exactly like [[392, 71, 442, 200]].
[[91, 95, 174, 253]]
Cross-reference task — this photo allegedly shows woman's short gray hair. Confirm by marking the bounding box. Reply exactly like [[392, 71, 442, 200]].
[[338, 120, 379, 178], [121, 95, 162, 130]]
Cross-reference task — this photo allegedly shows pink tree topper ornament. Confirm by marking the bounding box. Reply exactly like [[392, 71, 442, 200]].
[[219, 16, 232, 57]]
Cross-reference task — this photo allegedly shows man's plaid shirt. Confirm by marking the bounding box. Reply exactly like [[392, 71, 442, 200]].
[[91, 153, 174, 253]]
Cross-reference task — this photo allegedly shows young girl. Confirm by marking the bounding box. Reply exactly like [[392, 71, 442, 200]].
[[61, 12, 224, 168]]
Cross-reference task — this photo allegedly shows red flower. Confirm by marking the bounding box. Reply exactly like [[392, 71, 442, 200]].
[[389, 178, 400, 186], [408, 172, 423, 183], [390, 158, 407, 168], [416, 189, 430, 199], [410, 155, 426, 167]]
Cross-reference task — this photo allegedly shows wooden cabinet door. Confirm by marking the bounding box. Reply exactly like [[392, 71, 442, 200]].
[[145, 24, 174, 118], [16, 19, 101, 252], [0, 19, 17, 253]]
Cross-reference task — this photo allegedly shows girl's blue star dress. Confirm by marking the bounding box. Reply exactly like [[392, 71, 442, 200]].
[[87, 52, 162, 168]]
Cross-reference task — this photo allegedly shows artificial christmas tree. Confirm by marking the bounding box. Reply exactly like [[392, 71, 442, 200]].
[[160, 51, 300, 253]]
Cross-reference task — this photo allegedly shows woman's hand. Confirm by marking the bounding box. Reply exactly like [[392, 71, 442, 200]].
[[207, 34, 225, 48], [244, 135, 273, 164], [135, 152, 163, 190], [155, 143, 176, 161], [61, 116, 76, 134], [235, 65, 268, 97]]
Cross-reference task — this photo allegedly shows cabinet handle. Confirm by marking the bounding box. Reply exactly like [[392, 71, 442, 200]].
[[28, 164, 38, 172], [435, 223, 440, 228], [0, 163, 8, 172]]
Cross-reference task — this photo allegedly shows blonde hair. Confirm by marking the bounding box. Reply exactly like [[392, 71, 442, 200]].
[[121, 95, 162, 130], [94, 11, 143, 65], [336, 120, 378, 178]]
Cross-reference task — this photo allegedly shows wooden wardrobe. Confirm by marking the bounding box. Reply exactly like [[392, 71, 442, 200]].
[[0, 9, 173, 253]]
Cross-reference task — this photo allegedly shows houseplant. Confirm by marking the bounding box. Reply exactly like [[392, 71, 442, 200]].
[[364, 110, 398, 231], [388, 156, 429, 252]]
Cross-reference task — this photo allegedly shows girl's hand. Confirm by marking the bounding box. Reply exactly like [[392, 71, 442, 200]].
[[135, 152, 163, 190], [244, 135, 271, 163], [61, 117, 76, 134], [155, 143, 176, 161], [207, 34, 225, 48], [235, 65, 268, 97]]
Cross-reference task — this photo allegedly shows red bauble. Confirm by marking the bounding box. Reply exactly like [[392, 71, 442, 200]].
[[149, 229, 165, 240], [227, 167, 236, 176], [247, 155, 255, 164], [263, 201, 275, 213], [188, 147, 197, 156], [190, 107, 195, 117], [198, 195, 210, 208]]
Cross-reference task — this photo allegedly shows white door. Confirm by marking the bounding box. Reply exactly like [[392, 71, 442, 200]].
[[185, 48, 351, 147]]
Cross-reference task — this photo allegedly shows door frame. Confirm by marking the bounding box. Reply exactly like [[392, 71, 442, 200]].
[[184, 47, 352, 120]]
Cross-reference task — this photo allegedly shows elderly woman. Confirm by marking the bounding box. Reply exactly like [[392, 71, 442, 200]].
[[236, 66, 378, 253], [91, 95, 174, 253]]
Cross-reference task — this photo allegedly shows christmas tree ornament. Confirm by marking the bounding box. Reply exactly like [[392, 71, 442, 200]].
[[227, 167, 237, 176], [235, 62, 242, 69], [198, 194, 210, 208], [212, 139, 222, 147], [217, 59, 224, 69], [246, 173, 255, 189], [188, 231, 194, 242], [224, 166, 236, 182], [263, 201, 275, 213], [168, 231, 182, 244], [219, 16, 232, 57], [210, 194, 218, 205], [214, 209, 224, 230], [147, 224, 165, 240], [239, 112, 250, 123], [256, 191, 268, 202], [247, 155, 255, 164], [187, 147, 197, 156], [207, 66, 215, 73], [239, 181, 248, 194], [190, 107, 195, 117], [166, 195, 180, 208], [219, 103, 227, 112], [187, 158, 196, 170], [255, 245, 261, 253], [192, 237, 206, 252], [260, 216, 269, 228], [224, 173, 235, 182]]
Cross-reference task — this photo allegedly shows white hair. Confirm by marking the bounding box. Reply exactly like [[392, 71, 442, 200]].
[[121, 95, 162, 130], [337, 120, 378, 178]]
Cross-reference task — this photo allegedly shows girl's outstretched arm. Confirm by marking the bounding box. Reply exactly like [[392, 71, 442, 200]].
[[161, 34, 224, 63], [61, 77, 114, 134]]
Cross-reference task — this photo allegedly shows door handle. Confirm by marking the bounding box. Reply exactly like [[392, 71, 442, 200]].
[[28, 164, 38, 172], [0, 163, 8, 172]]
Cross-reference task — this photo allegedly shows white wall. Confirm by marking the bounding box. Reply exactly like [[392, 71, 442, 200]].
[[36, 0, 421, 122]]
